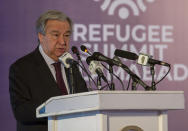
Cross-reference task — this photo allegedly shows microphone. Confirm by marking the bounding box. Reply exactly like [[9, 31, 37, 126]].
[[58, 52, 77, 68], [87, 59, 109, 89], [114, 49, 170, 67], [86, 52, 121, 66], [82, 47, 117, 90], [88, 61, 107, 82], [86, 52, 134, 76], [87, 52, 151, 90], [81, 47, 111, 79], [71, 46, 97, 90], [80, 45, 92, 55], [71, 46, 81, 60], [59, 52, 77, 93], [114, 49, 138, 60], [138, 53, 170, 67], [88, 61, 103, 74]]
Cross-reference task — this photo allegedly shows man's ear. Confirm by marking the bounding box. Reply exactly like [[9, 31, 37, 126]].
[[38, 33, 44, 44]]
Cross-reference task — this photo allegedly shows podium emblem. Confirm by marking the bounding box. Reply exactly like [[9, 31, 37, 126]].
[[121, 125, 143, 131]]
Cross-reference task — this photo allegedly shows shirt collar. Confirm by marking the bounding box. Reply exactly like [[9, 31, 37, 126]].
[[39, 45, 55, 66]]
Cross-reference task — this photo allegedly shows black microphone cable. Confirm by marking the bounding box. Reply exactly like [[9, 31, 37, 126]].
[[154, 65, 171, 87]]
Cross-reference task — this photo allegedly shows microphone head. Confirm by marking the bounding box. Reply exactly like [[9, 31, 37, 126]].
[[92, 52, 112, 63], [114, 49, 138, 60], [86, 56, 95, 65], [92, 52, 119, 66], [88, 61, 103, 75], [66, 58, 76, 65], [58, 52, 74, 68], [71, 46, 79, 54], [80, 45, 90, 54], [86, 52, 104, 64], [92, 52, 101, 57]]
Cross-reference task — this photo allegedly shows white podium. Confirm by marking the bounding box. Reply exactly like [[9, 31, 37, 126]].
[[36, 91, 184, 131]]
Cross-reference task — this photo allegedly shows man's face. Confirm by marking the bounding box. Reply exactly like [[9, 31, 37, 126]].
[[38, 20, 71, 61]]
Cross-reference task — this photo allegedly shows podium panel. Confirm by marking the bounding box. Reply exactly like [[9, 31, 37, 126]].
[[36, 91, 184, 131]]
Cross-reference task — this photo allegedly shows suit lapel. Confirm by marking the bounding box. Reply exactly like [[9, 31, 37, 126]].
[[33, 47, 62, 95]]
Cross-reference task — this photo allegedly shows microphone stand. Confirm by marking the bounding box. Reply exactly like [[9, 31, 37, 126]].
[[109, 65, 115, 90], [97, 75, 102, 90], [121, 64, 152, 90], [131, 77, 138, 90], [69, 67, 75, 94], [74, 51, 95, 90], [150, 64, 156, 90]]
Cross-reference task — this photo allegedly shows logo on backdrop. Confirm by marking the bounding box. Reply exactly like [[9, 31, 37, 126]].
[[93, 0, 155, 20]]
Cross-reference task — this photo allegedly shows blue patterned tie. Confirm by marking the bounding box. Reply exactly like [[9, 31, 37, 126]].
[[52, 62, 68, 95]]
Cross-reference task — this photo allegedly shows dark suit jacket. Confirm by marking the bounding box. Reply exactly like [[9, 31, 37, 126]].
[[9, 47, 88, 131]]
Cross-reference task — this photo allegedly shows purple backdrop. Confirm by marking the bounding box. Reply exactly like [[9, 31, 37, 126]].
[[1, 0, 188, 130]]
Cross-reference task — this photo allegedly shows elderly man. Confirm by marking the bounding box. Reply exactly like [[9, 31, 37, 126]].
[[9, 10, 88, 131]]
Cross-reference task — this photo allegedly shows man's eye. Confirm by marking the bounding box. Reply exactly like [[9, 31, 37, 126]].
[[64, 34, 70, 37], [50, 33, 59, 37], [53, 34, 59, 37]]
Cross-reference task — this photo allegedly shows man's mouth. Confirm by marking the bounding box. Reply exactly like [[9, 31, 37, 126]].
[[56, 48, 66, 53]]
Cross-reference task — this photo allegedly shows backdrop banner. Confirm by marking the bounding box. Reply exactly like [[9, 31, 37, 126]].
[[0, 0, 188, 130]]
